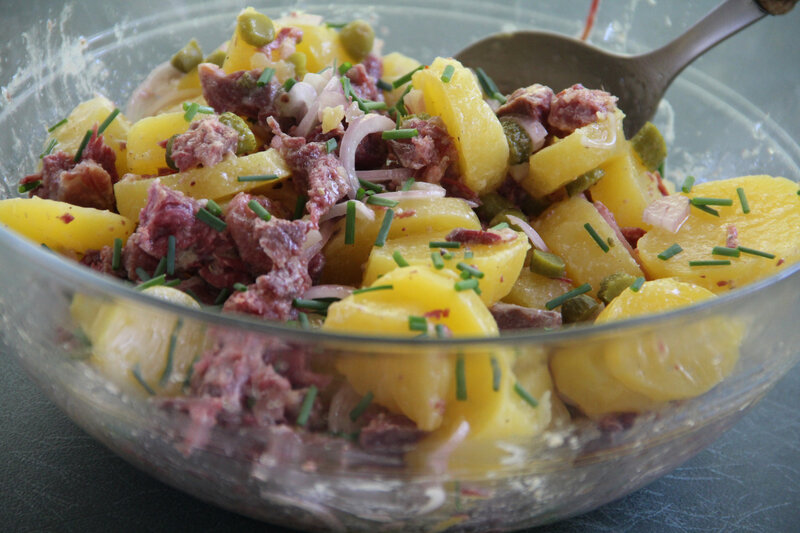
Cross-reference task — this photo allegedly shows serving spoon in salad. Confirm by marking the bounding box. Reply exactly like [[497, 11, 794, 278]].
[[455, 0, 796, 138]]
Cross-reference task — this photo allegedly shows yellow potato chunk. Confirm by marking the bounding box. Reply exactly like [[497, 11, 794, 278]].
[[533, 195, 643, 296], [320, 197, 480, 286], [502, 270, 573, 310], [362, 229, 529, 305], [114, 149, 290, 221], [638, 175, 800, 293], [589, 142, 663, 229], [293, 22, 355, 75], [412, 57, 509, 195], [381, 52, 422, 106], [524, 110, 625, 197], [44, 96, 131, 177], [596, 278, 741, 402], [223, 7, 268, 73], [71, 286, 204, 396], [0, 197, 134, 254], [126, 111, 203, 176]]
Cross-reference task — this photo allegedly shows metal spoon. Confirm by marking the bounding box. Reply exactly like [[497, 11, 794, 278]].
[[455, 0, 796, 138]]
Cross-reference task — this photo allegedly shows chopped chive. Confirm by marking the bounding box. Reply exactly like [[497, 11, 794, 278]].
[[712, 246, 740, 257], [164, 279, 181, 288], [325, 138, 338, 153], [431, 252, 444, 269], [358, 178, 384, 193], [392, 250, 409, 267], [400, 177, 416, 192], [233, 282, 248, 292], [294, 195, 307, 220], [112, 237, 122, 270], [440, 64, 455, 83], [349, 391, 374, 422], [657, 243, 683, 260], [136, 274, 167, 291], [325, 21, 348, 29], [296, 385, 318, 427], [195, 208, 227, 231], [159, 318, 183, 387], [429, 241, 461, 249], [366, 195, 399, 208], [374, 209, 394, 247], [454, 278, 479, 292], [135, 267, 151, 282], [338, 61, 353, 75], [298, 311, 310, 330], [39, 138, 58, 159], [690, 197, 733, 207], [490, 356, 501, 392], [381, 128, 419, 140], [463, 250, 474, 259], [355, 187, 366, 201], [293, 298, 332, 312], [737, 246, 776, 259], [131, 364, 155, 395], [442, 252, 454, 260], [182, 101, 214, 121], [435, 324, 449, 339], [47, 117, 68, 133], [345, 201, 356, 245], [689, 260, 731, 267], [97, 108, 120, 135], [456, 262, 484, 279], [205, 199, 223, 217], [362, 100, 388, 111], [153, 256, 167, 278], [392, 65, 424, 89], [238, 174, 279, 182], [514, 382, 538, 408], [394, 84, 413, 116], [545, 283, 592, 310], [248, 199, 272, 221], [73, 129, 93, 162], [214, 287, 231, 305], [630, 276, 645, 292], [736, 187, 750, 214], [166, 235, 176, 275], [352, 284, 394, 295], [257, 67, 275, 86], [455, 355, 467, 401], [18, 180, 41, 193], [681, 175, 695, 193], [584, 223, 609, 252], [490, 222, 509, 230], [459, 270, 471, 280], [183, 353, 200, 390], [475, 67, 507, 103], [409, 315, 428, 332], [692, 204, 720, 217], [283, 78, 297, 92], [376, 79, 393, 91]]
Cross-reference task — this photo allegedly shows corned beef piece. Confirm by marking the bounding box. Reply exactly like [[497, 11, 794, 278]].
[[169, 116, 239, 171], [345, 63, 382, 103], [490, 302, 562, 330], [388, 116, 457, 184], [548, 83, 618, 137], [199, 63, 281, 126], [496, 83, 553, 123], [358, 412, 427, 454]]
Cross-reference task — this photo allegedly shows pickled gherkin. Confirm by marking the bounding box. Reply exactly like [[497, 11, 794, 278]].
[[565, 167, 605, 197], [171, 39, 203, 73], [561, 294, 601, 324], [218, 112, 257, 155], [489, 208, 527, 231], [476, 192, 514, 222], [529, 249, 566, 278], [630, 121, 667, 172], [500, 116, 532, 165], [597, 272, 637, 305]]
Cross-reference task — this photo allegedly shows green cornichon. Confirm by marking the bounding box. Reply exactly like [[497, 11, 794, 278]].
[[560, 294, 601, 324], [630, 121, 667, 172], [489, 208, 527, 232], [218, 112, 257, 155], [203, 49, 227, 68], [565, 167, 606, 197], [171, 39, 203, 73], [476, 192, 514, 222], [339, 20, 375, 61], [499, 116, 533, 165], [529, 249, 566, 278], [597, 272, 638, 304], [238, 10, 275, 47]]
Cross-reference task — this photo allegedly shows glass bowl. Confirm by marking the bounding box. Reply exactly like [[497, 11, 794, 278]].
[[1, 1, 798, 531]]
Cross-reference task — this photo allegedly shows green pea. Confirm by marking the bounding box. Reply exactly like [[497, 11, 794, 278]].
[[218, 112, 257, 155], [238, 10, 275, 47], [500, 116, 532, 165], [339, 20, 375, 61], [597, 272, 637, 305], [529, 249, 566, 278], [489, 208, 527, 231], [476, 192, 514, 222], [287, 52, 308, 80], [171, 39, 203, 74], [203, 49, 227, 68], [565, 167, 605, 197], [561, 294, 601, 324], [630, 121, 667, 172]]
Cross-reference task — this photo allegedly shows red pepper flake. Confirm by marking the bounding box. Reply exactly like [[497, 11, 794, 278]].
[[717, 280, 729, 287], [58, 213, 74, 224], [424, 308, 450, 319], [446, 228, 510, 245], [395, 209, 416, 219], [647, 170, 670, 196], [777, 258, 785, 266]]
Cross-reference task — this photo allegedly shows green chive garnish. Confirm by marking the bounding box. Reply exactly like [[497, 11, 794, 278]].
[[690, 197, 733, 207], [293, 195, 307, 220], [112, 238, 122, 270], [400, 178, 415, 192], [248, 199, 272, 221], [296, 385, 318, 427], [429, 241, 461, 249], [325, 21, 348, 29], [298, 311, 310, 330], [366, 195, 399, 207], [376, 79, 392, 91], [737, 246, 776, 259], [136, 274, 167, 291], [233, 282, 248, 292], [440, 64, 455, 83], [394, 84, 413, 116], [435, 324, 449, 339], [283, 78, 297, 92], [545, 283, 592, 310], [490, 356, 501, 392], [97, 108, 120, 135], [131, 364, 156, 395], [183, 353, 200, 390], [393, 250, 409, 267], [182, 101, 214, 121], [338, 61, 352, 75], [381, 128, 419, 140], [159, 318, 183, 387], [373, 208, 394, 247], [681, 175, 695, 193], [238, 174, 279, 182], [736, 187, 750, 214], [463, 250, 474, 259], [352, 284, 394, 295], [164, 279, 181, 288], [18, 180, 41, 193], [293, 298, 332, 312], [657, 243, 683, 260], [584, 223, 609, 252], [47, 117, 68, 133], [73, 129, 93, 162], [349, 391, 374, 422], [325, 138, 338, 153], [475, 67, 506, 103], [692, 204, 720, 217], [196, 208, 227, 231], [392, 65, 424, 89], [409, 315, 428, 332], [166, 235, 176, 275], [39, 138, 57, 159], [689, 260, 731, 266], [490, 222, 509, 230], [205, 199, 223, 217], [456, 262, 484, 279], [431, 252, 444, 269], [135, 267, 150, 282], [712, 246, 740, 257], [257, 67, 275, 86], [454, 278, 480, 292], [455, 355, 467, 401], [153, 256, 167, 278], [345, 201, 356, 245], [358, 178, 384, 193], [362, 101, 388, 111], [514, 382, 538, 408], [630, 276, 645, 292], [214, 287, 231, 305]]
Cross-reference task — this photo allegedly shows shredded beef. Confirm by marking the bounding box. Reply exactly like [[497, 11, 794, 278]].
[[345, 63, 382, 103], [388, 116, 456, 184], [199, 63, 281, 125], [621, 227, 647, 249], [496, 83, 553, 123], [80, 246, 125, 277], [358, 412, 426, 454], [548, 83, 618, 137], [225, 192, 291, 276], [445, 227, 515, 245], [261, 26, 303, 60], [169, 116, 239, 171], [361, 53, 383, 80], [83, 129, 119, 181], [490, 302, 562, 330]]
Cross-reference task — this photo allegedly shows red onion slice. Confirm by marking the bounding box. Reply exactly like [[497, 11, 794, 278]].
[[594, 201, 637, 258], [642, 195, 690, 233], [318, 199, 376, 223], [340, 114, 397, 198], [303, 284, 355, 300], [356, 168, 415, 182], [274, 81, 317, 120], [371, 182, 447, 201], [426, 421, 470, 475], [505, 214, 550, 252]]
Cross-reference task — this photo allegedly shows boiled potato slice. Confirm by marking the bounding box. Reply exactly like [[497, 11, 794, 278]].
[[292, 22, 355, 75], [533, 195, 643, 297], [381, 52, 422, 106], [638, 175, 800, 293], [71, 286, 204, 396], [502, 270, 574, 310], [412, 57, 509, 195], [114, 149, 290, 220], [321, 196, 480, 286], [223, 7, 268, 73], [126, 111, 203, 176], [0, 197, 134, 254], [524, 110, 625, 197], [44, 96, 131, 177], [362, 229, 529, 305]]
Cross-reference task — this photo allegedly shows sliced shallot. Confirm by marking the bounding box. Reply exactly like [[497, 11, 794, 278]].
[[642, 195, 690, 233], [318, 199, 376, 223], [505, 214, 549, 252], [302, 284, 354, 301], [356, 168, 415, 182], [340, 114, 397, 198]]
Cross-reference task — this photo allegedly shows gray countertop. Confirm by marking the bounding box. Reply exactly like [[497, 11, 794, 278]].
[[2, 338, 798, 532]]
